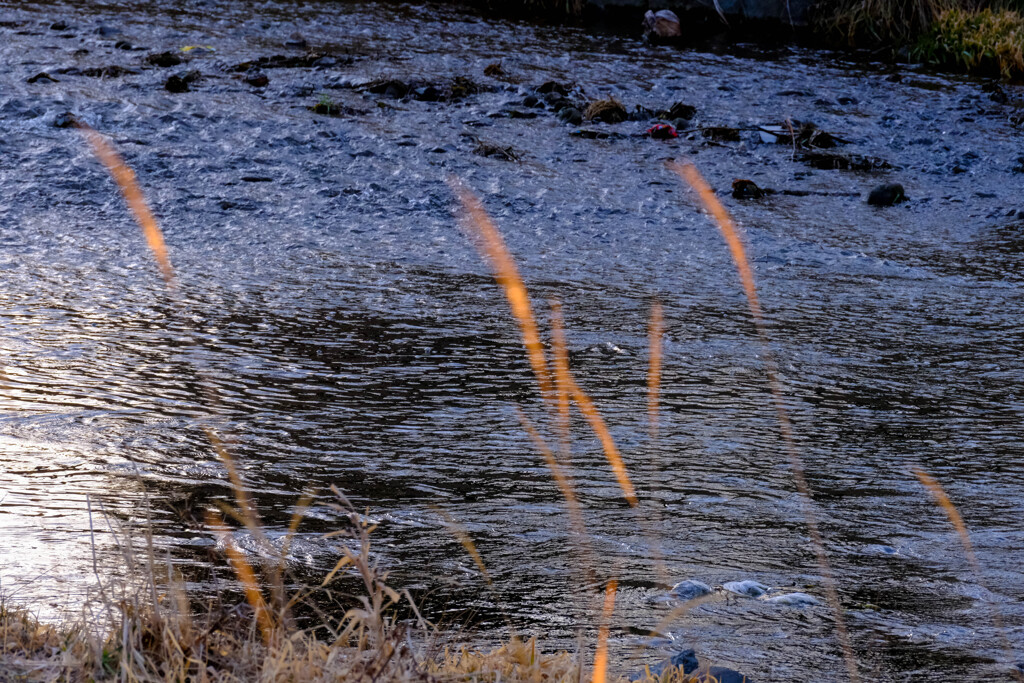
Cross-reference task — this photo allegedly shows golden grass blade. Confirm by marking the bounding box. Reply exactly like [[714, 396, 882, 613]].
[[432, 505, 493, 585], [76, 122, 176, 288], [566, 374, 637, 508], [591, 579, 617, 683], [913, 468, 1022, 681], [549, 301, 573, 462], [516, 407, 593, 565], [451, 181, 554, 406], [206, 511, 274, 644], [204, 427, 265, 538], [647, 300, 663, 441], [670, 161, 859, 683]]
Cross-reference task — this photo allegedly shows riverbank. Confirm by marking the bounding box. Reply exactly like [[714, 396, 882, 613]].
[[457, 0, 1024, 79]]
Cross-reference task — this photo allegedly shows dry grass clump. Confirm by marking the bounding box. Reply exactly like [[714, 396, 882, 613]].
[[913, 7, 1024, 76], [584, 97, 628, 124]]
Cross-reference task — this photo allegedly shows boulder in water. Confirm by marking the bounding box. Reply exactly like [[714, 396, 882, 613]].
[[670, 579, 712, 601], [643, 10, 682, 38], [721, 580, 769, 598]]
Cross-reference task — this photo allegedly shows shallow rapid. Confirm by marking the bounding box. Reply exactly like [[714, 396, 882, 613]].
[[1, 1, 1022, 679]]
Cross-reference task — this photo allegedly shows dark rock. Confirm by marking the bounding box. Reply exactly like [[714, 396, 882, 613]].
[[79, 65, 138, 78], [701, 126, 741, 142], [359, 78, 410, 99], [473, 141, 519, 161], [312, 56, 337, 68], [53, 111, 78, 128], [446, 76, 481, 100], [147, 51, 182, 67], [801, 151, 891, 171], [484, 61, 504, 77], [245, 72, 269, 87], [497, 109, 538, 119], [284, 32, 307, 49], [26, 71, 58, 84], [114, 39, 132, 50], [310, 101, 366, 117], [662, 102, 696, 121], [522, 94, 540, 108], [867, 183, 907, 206], [643, 9, 681, 38], [164, 70, 199, 93], [49, 20, 69, 31], [241, 176, 274, 182], [570, 128, 613, 140], [558, 107, 583, 125], [412, 85, 441, 102], [230, 53, 347, 71], [837, 95, 859, 105], [732, 179, 766, 199], [537, 80, 569, 96], [542, 91, 566, 107], [984, 82, 1008, 104], [95, 25, 121, 37]]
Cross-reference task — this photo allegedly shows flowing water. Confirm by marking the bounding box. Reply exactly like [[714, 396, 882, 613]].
[[1, 0, 1023, 679]]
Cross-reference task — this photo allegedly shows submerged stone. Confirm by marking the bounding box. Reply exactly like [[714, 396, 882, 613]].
[[721, 580, 769, 598], [867, 183, 907, 206], [671, 579, 712, 601], [763, 592, 820, 606]]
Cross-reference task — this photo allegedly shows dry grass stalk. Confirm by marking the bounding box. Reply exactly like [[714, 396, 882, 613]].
[[451, 181, 554, 407], [591, 580, 617, 683], [549, 300, 574, 462], [647, 300, 663, 441], [670, 161, 859, 683], [76, 122, 176, 288], [913, 468, 1023, 681], [431, 505, 493, 585]]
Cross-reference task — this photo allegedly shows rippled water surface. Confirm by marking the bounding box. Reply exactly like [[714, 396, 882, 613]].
[[1, 0, 1023, 679]]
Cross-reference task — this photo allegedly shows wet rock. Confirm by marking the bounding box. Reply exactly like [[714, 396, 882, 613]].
[[558, 107, 583, 125], [147, 51, 182, 67], [244, 72, 269, 87], [49, 20, 69, 31], [661, 102, 696, 121], [763, 592, 819, 606], [26, 71, 58, 83], [867, 183, 907, 206], [95, 24, 121, 37], [732, 179, 765, 199], [636, 650, 752, 683], [570, 128, 613, 139], [114, 39, 133, 50], [230, 53, 350, 72], [801, 151, 891, 171], [721, 580, 769, 598], [584, 96, 627, 124], [313, 56, 338, 68], [536, 80, 570, 96], [521, 94, 540, 108], [701, 126, 741, 142], [80, 65, 139, 78], [542, 91, 566, 107], [495, 108, 538, 119], [284, 32, 307, 49], [360, 78, 410, 99], [310, 100, 365, 117], [473, 141, 519, 161], [643, 10, 682, 38], [483, 61, 504, 77], [164, 70, 200, 93], [446, 75, 482, 100], [413, 85, 442, 102], [53, 111, 78, 128], [670, 580, 712, 601], [984, 82, 1008, 104], [837, 95, 859, 105]]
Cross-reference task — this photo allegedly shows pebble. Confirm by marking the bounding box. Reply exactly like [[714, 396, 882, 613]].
[[558, 106, 582, 125], [763, 592, 820, 606], [867, 183, 907, 206], [670, 579, 712, 601], [721, 580, 769, 598]]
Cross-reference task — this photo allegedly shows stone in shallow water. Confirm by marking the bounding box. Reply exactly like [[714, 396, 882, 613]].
[[763, 592, 819, 606], [670, 579, 712, 602], [721, 580, 769, 598]]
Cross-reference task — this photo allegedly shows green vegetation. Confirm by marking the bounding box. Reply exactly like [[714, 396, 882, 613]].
[[912, 7, 1024, 77]]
